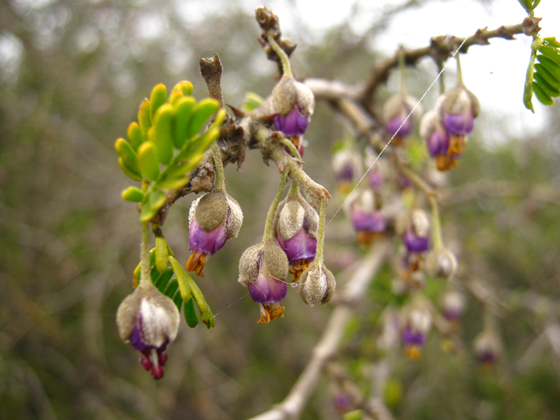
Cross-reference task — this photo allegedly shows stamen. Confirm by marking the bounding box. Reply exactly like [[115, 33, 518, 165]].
[[186, 249, 207, 277], [405, 345, 423, 360], [257, 303, 271, 324]]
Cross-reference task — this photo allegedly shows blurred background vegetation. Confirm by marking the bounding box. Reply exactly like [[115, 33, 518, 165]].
[[1, 0, 559, 419]]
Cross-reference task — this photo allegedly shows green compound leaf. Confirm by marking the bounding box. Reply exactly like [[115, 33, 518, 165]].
[[186, 98, 221, 138], [173, 96, 197, 149], [149, 83, 168, 121], [121, 186, 144, 202], [137, 142, 160, 181], [152, 104, 175, 165], [127, 122, 144, 151], [183, 298, 199, 328]]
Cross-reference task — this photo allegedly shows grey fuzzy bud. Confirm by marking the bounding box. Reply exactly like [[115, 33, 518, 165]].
[[276, 191, 319, 241], [116, 282, 179, 347], [410, 209, 430, 238], [238, 243, 263, 286], [237, 238, 289, 286], [383, 93, 422, 125], [298, 262, 336, 307], [271, 75, 315, 116], [438, 86, 480, 118], [191, 191, 228, 231], [225, 195, 243, 239], [262, 238, 289, 282], [426, 248, 457, 279]]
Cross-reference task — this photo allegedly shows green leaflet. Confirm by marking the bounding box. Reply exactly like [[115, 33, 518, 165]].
[[152, 104, 175, 165], [115, 138, 140, 174], [155, 236, 169, 273], [154, 268, 174, 293], [137, 142, 160, 181], [183, 298, 199, 328], [138, 98, 152, 137], [533, 82, 554, 105], [121, 186, 144, 202], [140, 190, 166, 222], [173, 96, 196, 149], [186, 98, 220, 138], [127, 122, 144, 151]]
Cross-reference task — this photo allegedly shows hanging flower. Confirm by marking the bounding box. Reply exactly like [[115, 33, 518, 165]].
[[332, 148, 362, 193], [116, 282, 180, 380], [271, 75, 315, 136], [275, 186, 319, 283], [420, 110, 459, 171], [474, 329, 501, 369], [401, 305, 432, 360], [383, 93, 422, 146], [238, 238, 290, 324], [442, 289, 466, 324], [187, 190, 243, 277], [436, 84, 480, 157], [349, 189, 387, 246], [298, 261, 336, 307], [425, 247, 457, 279]]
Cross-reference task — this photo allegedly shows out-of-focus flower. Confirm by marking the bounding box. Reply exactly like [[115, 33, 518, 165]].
[[442, 289, 466, 323], [474, 328, 501, 369], [399, 209, 430, 258], [383, 93, 422, 146], [420, 110, 459, 171], [350, 189, 387, 246], [238, 238, 289, 324], [272, 76, 315, 136], [401, 306, 432, 360], [187, 190, 243, 277], [116, 282, 180, 380], [436, 84, 479, 156], [298, 261, 336, 306], [275, 187, 318, 283], [425, 247, 457, 279], [332, 148, 362, 193]]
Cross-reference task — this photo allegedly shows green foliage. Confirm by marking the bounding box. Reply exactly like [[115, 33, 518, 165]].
[[114, 81, 225, 222], [517, 0, 541, 15], [524, 37, 560, 111]]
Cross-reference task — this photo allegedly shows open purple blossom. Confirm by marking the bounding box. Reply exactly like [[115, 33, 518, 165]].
[[187, 191, 243, 277], [116, 282, 179, 380], [238, 238, 289, 324]]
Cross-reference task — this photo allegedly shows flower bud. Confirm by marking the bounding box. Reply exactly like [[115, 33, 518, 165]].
[[332, 148, 362, 193], [275, 189, 318, 282], [401, 306, 432, 359], [272, 75, 315, 136], [402, 209, 430, 254], [442, 290, 465, 322], [436, 85, 479, 157], [187, 190, 243, 276], [116, 282, 180, 379], [298, 262, 336, 307], [426, 247, 457, 279], [420, 110, 459, 171], [383, 93, 422, 146], [350, 189, 386, 246], [238, 238, 289, 324], [474, 329, 501, 369]]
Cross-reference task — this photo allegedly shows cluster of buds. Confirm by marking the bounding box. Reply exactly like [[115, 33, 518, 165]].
[[116, 282, 180, 379], [420, 57, 480, 170]]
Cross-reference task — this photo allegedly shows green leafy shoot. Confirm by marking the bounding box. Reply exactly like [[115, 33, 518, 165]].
[[115, 81, 226, 222]]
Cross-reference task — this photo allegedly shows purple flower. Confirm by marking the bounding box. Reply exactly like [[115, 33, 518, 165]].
[[403, 229, 430, 253], [187, 191, 243, 277], [442, 290, 465, 323], [401, 307, 431, 360], [400, 209, 430, 255], [332, 148, 362, 192], [474, 330, 501, 369], [383, 93, 422, 146], [350, 189, 386, 245], [436, 85, 479, 156], [238, 238, 290, 324], [272, 75, 315, 136], [116, 282, 180, 380], [420, 110, 459, 171]]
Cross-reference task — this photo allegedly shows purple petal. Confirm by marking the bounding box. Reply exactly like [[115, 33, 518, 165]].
[[403, 230, 430, 253], [248, 273, 270, 303], [402, 326, 426, 345], [189, 217, 227, 255], [277, 229, 317, 262], [385, 115, 412, 137], [477, 350, 496, 364], [129, 323, 148, 351], [368, 171, 384, 190], [443, 112, 474, 135], [351, 210, 387, 233], [427, 129, 450, 156], [274, 106, 310, 136], [337, 163, 354, 182], [265, 276, 288, 303]]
